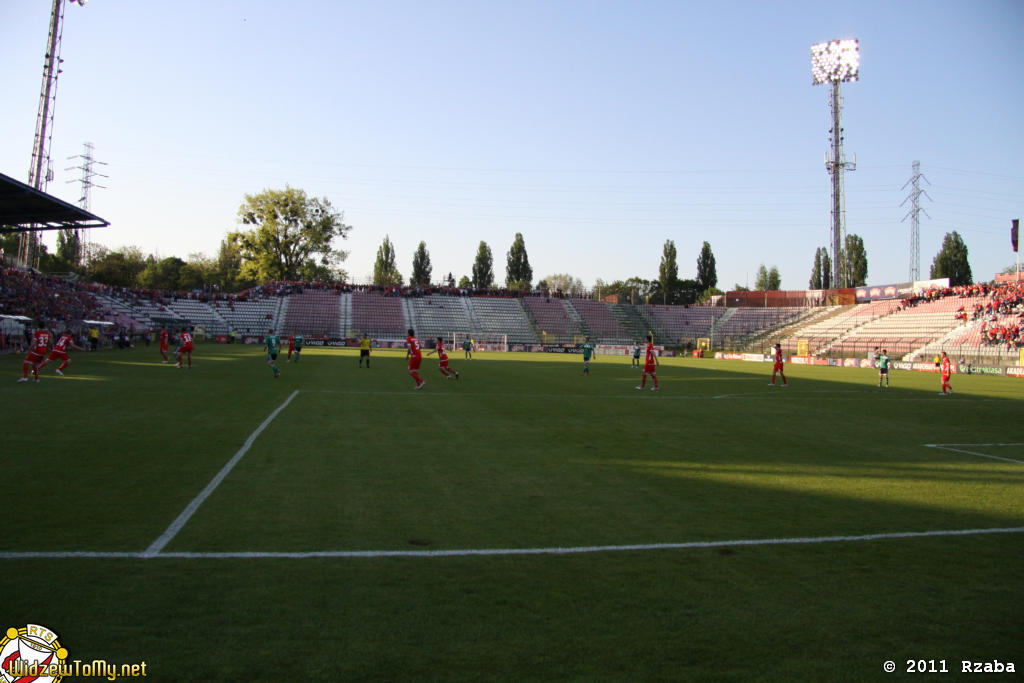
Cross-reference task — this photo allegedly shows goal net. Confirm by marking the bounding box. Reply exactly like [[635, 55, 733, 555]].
[[452, 332, 508, 353]]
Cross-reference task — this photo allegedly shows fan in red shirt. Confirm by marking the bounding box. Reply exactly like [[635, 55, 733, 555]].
[[427, 337, 459, 380], [405, 328, 425, 389], [175, 327, 194, 369], [635, 334, 660, 391], [940, 351, 954, 395], [18, 323, 52, 383], [159, 327, 170, 363], [770, 343, 788, 387], [39, 328, 85, 376]]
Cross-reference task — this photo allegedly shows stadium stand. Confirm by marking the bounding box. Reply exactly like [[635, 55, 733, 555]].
[[638, 304, 725, 344], [522, 296, 584, 343], [168, 297, 230, 335], [567, 298, 631, 344], [214, 297, 286, 336], [407, 295, 475, 341], [349, 291, 407, 339], [467, 297, 539, 344], [283, 289, 342, 337]]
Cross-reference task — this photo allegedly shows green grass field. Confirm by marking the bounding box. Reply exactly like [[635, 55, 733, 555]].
[[2, 344, 1022, 681]]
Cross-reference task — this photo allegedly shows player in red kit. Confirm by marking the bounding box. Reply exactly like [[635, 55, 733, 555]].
[[39, 328, 85, 376], [18, 322, 53, 383], [175, 327, 194, 369], [427, 337, 459, 379], [159, 326, 170, 363], [405, 328, 425, 389], [635, 334, 660, 391], [939, 351, 953, 395], [287, 335, 295, 362], [770, 342, 788, 386]]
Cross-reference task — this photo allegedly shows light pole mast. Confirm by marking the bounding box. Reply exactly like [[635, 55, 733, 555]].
[[812, 39, 859, 289], [19, 0, 87, 268]]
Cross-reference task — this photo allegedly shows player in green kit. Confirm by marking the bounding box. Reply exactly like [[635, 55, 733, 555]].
[[580, 336, 595, 375], [264, 328, 281, 378], [877, 349, 891, 389], [631, 340, 642, 368], [292, 334, 304, 363]]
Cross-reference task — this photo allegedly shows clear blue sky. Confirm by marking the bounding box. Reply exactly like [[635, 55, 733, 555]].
[[2, 0, 1022, 290]]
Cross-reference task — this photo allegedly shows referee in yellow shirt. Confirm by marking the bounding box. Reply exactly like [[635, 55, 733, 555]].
[[359, 333, 372, 368]]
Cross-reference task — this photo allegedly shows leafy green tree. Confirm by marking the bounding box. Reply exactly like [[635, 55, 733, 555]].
[[230, 186, 350, 283], [373, 235, 403, 286], [471, 241, 494, 289], [843, 233, 868, 287], [410, 241, 432, 288], [86, 246, 147, 288], [658, 239, 680, 304], [809, 248, 824, 289], [820, 249, 832, 289], [930, 231, 973, 286], [138, 256, 186, 290], [457, 275, 472, 289], [754, 264, 781, 290], [215, 239, 247, 291], [541, 273, 584, 295], [696, 241, 717, 291], [179, 253, 218, 291], [56, 229, 82, 266], [505, 232, 533, 290]]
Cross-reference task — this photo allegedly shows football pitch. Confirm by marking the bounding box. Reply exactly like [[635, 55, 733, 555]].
[[2, 345, 1022, 680]]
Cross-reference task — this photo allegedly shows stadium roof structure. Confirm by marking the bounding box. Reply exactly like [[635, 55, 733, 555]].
[[0, 170, 109, 233]]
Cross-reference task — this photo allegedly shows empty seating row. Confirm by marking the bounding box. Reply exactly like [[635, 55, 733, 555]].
[[350, 291, 407, 338], [468, 298, 538, 344]]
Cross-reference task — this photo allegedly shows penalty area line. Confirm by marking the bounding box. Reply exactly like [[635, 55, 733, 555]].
[[142, 389, 300, 557], [2, 526, 1021, 560], [924, 443, 1024, 465]]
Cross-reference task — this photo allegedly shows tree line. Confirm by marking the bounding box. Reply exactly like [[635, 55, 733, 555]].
[[6, 185, 976, 294]]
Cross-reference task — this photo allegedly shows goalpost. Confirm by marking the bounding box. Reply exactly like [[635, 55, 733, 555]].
[[452, 332, 508, 353]]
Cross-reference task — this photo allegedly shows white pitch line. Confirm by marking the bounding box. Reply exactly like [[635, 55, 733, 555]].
[[924, 444, 1024, 465], [3, 526, 1021, 560], [142, 389, 300, 557]]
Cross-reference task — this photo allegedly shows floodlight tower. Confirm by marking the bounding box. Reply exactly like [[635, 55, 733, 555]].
[[811, 39, 859, 289], [18, 0, 88, 268]]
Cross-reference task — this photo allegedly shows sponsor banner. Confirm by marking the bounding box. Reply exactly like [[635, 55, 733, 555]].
[[742, 353, 764, 362], [967, 366, 1004, 376], [855, 283, 905, 302], [892, 361, 914, 371], [243, 335, 263, 344], [912, 277, 950, 293], [716, 352, 744, 361], [788, 356, 829, 366], [303, 337, 348, 347], [1007, 367, 1024, 378], [858, 359, 875, 368], [827, 358, 841, 366], [544, 345, 581, 353], [842, 358, 859, 367], [215, 334, 229, 344], [597, 344, 633, 356]]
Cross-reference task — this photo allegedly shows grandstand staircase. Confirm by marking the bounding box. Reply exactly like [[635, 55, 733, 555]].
[[813, 307, 898, 357], [906, 322, 972, 362], [561, 300, 588, 339], [743, 306, 838, 352], [610, 303, 650, 342]]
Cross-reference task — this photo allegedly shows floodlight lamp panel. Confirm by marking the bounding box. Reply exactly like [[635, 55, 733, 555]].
[[810, 38, 860, 84]]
